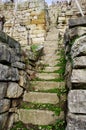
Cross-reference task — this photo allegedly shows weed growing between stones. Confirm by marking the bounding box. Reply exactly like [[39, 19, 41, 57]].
[[21, 102, 62, 116], [10, 121, 28, 130]]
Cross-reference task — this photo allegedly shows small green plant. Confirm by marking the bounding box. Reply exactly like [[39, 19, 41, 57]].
[[31, 44, 39, 52], [10, 121, 28, 130], [21, 102, 62, 116], [38, 119, 65, 130]]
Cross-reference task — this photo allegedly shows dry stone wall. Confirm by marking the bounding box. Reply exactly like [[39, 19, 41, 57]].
[[48, 0, 86, 35], [0, 31, 30, 130], [64, 16, 86, 130], [0, 0, 46, 48]]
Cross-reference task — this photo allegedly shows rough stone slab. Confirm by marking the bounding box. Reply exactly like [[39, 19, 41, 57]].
[[71, 36, 86, 58], [0, 64, 19, 81], [6, 82, 23, 98], [0, 112, 8, 130], [0, 83, 7, 99], [12, 62, 25, 69], [0, 43, 20, 64], [71, 69, 86, 84], [17, 109, 64, 125], [0, 31, 21, 55], [0, 99, 10, 113], [73, 56, 86, 68], [36, 73, 59, 80], [69, 16, 86, 28], [68, 90, 86, 114], [23, 92, 59, 104], [66, 113, 86, 130], [31, 81, 65, 91]]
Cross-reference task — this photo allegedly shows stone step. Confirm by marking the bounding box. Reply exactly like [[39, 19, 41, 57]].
[[44, 41, 58, 46], [43, 66, 59, 72], [31, 81, 65, 91], [17, 109, 64, 125], [46, 34, 58, 41], [23, 92, 59, 104], [36, 73, 59, 80]]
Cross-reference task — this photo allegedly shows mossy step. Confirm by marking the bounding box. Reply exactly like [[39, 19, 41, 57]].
[[31, 81, 65, 91], [23, 92, 59, 104], [17, 109, 64, 125], [36, 73, 59, 80]]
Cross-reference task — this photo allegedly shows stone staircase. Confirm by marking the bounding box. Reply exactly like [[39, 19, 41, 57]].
[[17, 26, 65, 127]]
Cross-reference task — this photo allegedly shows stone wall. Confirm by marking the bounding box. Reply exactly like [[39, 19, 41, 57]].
[[0, 0, 46, 48], [0, 31, 30, 130], [64, 16, 86, 130], [48, 0, 86, 35]]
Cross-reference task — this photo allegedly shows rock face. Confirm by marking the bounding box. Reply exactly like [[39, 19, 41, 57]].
[[64, 17, 86, 130]]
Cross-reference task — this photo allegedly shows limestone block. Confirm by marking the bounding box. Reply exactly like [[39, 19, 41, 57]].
[[66, 113, 86, 130], [71, 69, 86, 84], [0, 112, 8, 130], [6, 82, 23, 98], [12, 62, 25, 70], [68, 90, 86, 114], [73, 56, 86, 68], [0, 99, 10, 114], [0, 43, 20, 64], [0, 64, 19, 81], [69, 16, 86, 28], [17, 109, 64, 125], [31, 19, 45, 24], [23, 92, 59, 104], [58, 17, 66, 22], [71, 36, 86, 58], [32, 37, 45, 44], [0, 31, 21, 55], [19, 71, 30, 90], [0, 83, 7, 99]]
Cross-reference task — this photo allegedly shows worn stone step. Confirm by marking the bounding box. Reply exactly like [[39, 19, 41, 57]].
[[23, 92, 59, 104], [36, 73, 59, 80], [31, 81, 65, 91], [43, 66, 60, 72], [17, 109, 64, 125], [46, 34, 58, 41], [44, 41, 58, 47]]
